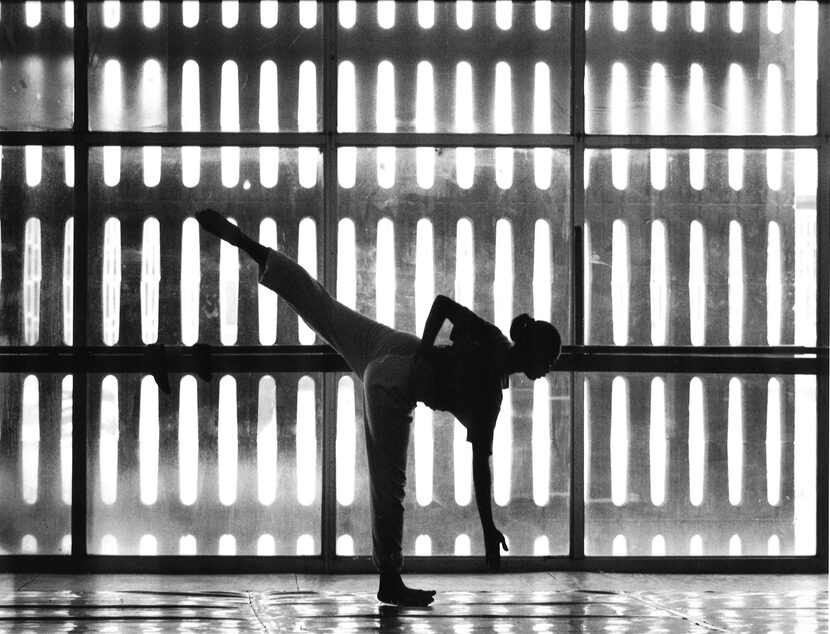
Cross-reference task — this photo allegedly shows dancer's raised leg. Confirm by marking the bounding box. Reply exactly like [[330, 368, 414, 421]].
[[196, 208, 269, 270]]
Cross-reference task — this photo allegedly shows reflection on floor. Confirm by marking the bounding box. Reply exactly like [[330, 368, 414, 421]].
[[0, 573, 825, 632]]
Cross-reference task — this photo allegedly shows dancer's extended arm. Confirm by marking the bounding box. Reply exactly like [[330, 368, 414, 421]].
[[473, 444, 508, 571]]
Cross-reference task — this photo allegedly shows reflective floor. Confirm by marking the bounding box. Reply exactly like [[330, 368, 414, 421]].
[[0, 573, 826, 632]]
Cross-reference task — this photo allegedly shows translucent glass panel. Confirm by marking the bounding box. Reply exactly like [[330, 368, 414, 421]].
[[87, 372, 322, 555], [88, 1, 322, 131], [87, 146, 323, 346], [586, 1, 818, 135], [336, 372, 571, 557], [0, 374, 73, 554], [0, 2, 74, 129], [0, 146, 74, 346], [584, 373, 817, 556], [337, 148, 571, 342], [584, 149, 816, 346], [338, 1, 570, 134]]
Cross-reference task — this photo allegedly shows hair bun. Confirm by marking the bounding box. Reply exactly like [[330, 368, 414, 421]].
[[510, 313, 533, 342]]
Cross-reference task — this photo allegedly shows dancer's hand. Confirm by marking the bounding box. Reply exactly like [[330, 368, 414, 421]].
[[484, 524, 508, 572]]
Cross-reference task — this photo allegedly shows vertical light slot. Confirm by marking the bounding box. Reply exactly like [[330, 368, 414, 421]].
[[297, 218, 317, 344], [793, 150, 816, 346], [688, 377, 705, 507], [63, 218, 73, 345], [494, 62, 513, 189], [455, 218, 474, 308], [728, 221, 744, 345], [25, 145, 42, 187], [532, 379, 551, 506], [139, 376, 159, 506], [533, 219, 551, 322], [418, 0, 434, 28], [296, 376, 317, 506], [103, 146, 121, 187], [454, 420, 472, 506], [375, 218, 396, 328], [219, 535, 236, 555], [727, 378, 743, 506], [650, 220, 668, 345], [337, 61, 356, 188], [219, 218, 239, 345], [23, 218, 42, 345], [257, 376, 277, 506], [61, 376, 72, 505], [65, 2, 74, 28], [727, 65, 744, 190], [767, 0, 782, 34], [259, 61, 280, 188], [102, 59, 123, 131], [533, 62, 552, 189], [140, 218, 160, 344], [650, 64, 667, 190], [259, 534, 276, 556], [100, 375, 119, 505], [584, 379, 591, 501], [180, 535, 197, 555], [688, 220, 706, 346], [143, 1, 160, 28], [793, 375, 816, 554], [455, 534, 471, 555], [221, 61, 240, 188], [689, 149, 705, 191], [143, 147, 161, 188], [793, 1, 817, 135], [534, 536, 550, 556], [336, 376, 356, 507], [179, 376, 198, 506], [376, 61, 396, 188], [729, 1, 743, 32], [583, 222, 593, 343], [139, 535, 157, 556], [299, 0, 316, 28], [535, 1, 551, 30], [182, 1, 198, 27], [180, 217, 200, 346], [612, 535, 627, 556], [611, 219, 629, 345], [610, 377, 629, 507], [181, 61, 201, 187], [218, 376, 238, 506], [21, 376, 39, 504], [257, 219, 278, 345], [221, 1, 238, 28], [766, 378, 782, 506], [456, 0, 473, 29], [416, 61, 435, 189], [414, 404, 433, 506], [101, 535, 118, 555], [415, 535, 432, 556], [455, 62, 475, 189], [689, 65, 705, 188], [690, 1, 705, 32], [493, 389, 512, 507], [102, 218, 121, 346], [64, 146, 74, 187], [25, 1, 41, 27], [337, 218, 357, 310], [493, 219, 513, 336], [103, 0, 119, 28], [766, 65, 782, 190], [729, 535, 742, 556], [766, 222, 782, 346], [610, 64, 629, 190], [21, 535, 37, 554], [336, 535, 353, 556], [768, 535, 780, 555], [495, 0, 511, 30], [649, 377, 667, 506], [377, 0, 394, 29], [652, 535, 666, 556], [652, 1, 667, 31], [261, 0, 278, 28], [612, 0, 628, 31], [339, 0, 356, 28], [415, 218, 435, 335]]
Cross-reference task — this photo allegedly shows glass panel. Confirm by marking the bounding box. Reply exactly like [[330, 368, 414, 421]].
[[586, 1, 818, 135], [0, 2, 74, 129], [584, 149, 817, 346], [87, 146, 323, 346], [0, 146, 74, 346], [0, 373, 72, 554], [584, 372, 817, 556], [337, 147, 572, 342], [87, 372, 322, 556], [88, 1, 322, 131], [337, 372, 571, 557], [338, 1, 571, 134]]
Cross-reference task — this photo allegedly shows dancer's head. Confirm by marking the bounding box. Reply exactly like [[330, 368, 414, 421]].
[[509, 314, 562, 380]]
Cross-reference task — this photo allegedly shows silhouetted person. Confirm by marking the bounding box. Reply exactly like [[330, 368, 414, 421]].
[[196, 209, 562, 606]]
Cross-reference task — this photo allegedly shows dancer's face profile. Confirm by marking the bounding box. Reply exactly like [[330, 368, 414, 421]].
[[514, 321, 561, 380]]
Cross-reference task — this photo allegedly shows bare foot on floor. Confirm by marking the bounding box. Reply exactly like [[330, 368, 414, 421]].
[[195, 208, 242, 245], [377, 574, 436, 607]]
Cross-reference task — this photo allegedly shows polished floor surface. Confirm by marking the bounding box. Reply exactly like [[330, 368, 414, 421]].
[[0, 572, 826, 632]]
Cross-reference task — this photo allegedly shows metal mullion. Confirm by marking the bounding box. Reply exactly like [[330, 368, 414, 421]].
[[0, 131, 78, 145], [76, 131, 327, 148], [71, 0, 90, 562], [570, 0, 586, 562], [584, 134, 824, 150], [333, 132, 574, 148]]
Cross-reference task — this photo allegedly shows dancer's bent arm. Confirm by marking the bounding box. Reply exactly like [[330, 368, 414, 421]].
[[418, 294, 471, 351], [473, 444, 508, 571]]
